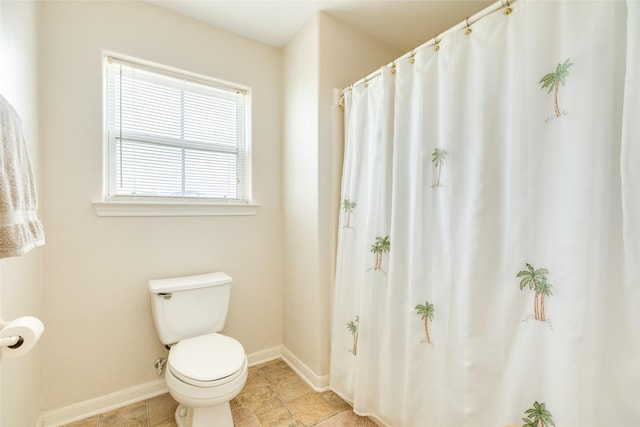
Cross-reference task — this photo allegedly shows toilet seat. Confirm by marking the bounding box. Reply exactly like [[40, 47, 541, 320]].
[[168, 333, 246, 387]]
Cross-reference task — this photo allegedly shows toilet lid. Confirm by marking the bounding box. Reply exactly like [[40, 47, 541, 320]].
[[168, 333, 245, 383]]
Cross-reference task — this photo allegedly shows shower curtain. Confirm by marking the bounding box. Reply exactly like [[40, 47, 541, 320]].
[[330, 1, 639, 426]]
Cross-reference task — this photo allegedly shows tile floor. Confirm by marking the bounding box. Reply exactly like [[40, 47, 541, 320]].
[[62, 359, 377, 427]]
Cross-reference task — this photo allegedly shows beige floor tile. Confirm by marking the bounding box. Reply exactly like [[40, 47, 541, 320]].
[[313, 409, 378, 427], [148, 419, 177, 427], [319, 391, 351, 412], [62, 416, 98, 427], [257, 405, 301, 427], [147, 393, 178, 426], [287, 393, 336, 426], [254, 358, 282, 369], [270, 374, 313, 402], [236, 381, 284, 415], [257, 360, 297, 384], [230, 397, 240, 409], [97, 401, 147, 426], [244, 366, 271, 392], [231, 407, 262, 427]]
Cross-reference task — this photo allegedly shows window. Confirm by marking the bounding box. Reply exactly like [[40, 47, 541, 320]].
[[97, 55, 255, 216]]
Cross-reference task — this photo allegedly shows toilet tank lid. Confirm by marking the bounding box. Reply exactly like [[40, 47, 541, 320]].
[[148, 272, 232, 294]]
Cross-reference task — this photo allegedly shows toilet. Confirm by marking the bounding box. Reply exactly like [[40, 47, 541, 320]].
[[148, 272, 248, 427]]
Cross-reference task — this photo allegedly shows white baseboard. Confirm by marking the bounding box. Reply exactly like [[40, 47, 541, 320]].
[[42, 379, 167, 427], [246, 345, 281, 367], [281, 345, 330, 392], [41, 345, 328, 426]]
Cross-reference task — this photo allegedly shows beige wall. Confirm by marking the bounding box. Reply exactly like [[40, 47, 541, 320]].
[[282, 15, 323, 377], [38, 1, 283, 411], [282, 12, 400, 380], [1, 0, 402, 417], [0, 1, 44, 426]]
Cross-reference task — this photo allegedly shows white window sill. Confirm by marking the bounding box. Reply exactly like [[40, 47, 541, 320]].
[[92, 200, 260, 217]]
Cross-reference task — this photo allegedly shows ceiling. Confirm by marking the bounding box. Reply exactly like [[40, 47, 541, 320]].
[[146, 0, 495, 52]]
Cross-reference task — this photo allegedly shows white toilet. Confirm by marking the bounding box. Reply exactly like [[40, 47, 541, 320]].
[[148, 272, 248, 427]]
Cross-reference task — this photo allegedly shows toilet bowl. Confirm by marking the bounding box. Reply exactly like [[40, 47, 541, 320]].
[[148, 272, 248, 427], [165, 333, 248, 426]]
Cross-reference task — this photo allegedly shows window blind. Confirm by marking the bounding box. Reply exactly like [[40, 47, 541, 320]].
[[105, 56, 249, 201]]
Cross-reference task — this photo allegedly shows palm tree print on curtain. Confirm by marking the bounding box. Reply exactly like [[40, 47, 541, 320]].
[[517, 263, 553, 322], [539, 58, 573, 119], [347, 315, 359, 355], [522, 401, 555, 427], [342, 199, 357, 228], [431, 147, 448, 187], [370, 236, 390, 271], [415, 301, 435, 344]]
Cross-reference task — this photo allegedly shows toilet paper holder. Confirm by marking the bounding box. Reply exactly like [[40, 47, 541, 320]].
[[0, 334, 24, 349], [0, 316, 44, 359]]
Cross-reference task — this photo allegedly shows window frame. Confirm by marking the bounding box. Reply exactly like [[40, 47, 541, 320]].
[[94, 53, 258, 217]]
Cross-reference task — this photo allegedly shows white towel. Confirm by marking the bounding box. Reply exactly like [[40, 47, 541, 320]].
[[0, 95, 45, 258]]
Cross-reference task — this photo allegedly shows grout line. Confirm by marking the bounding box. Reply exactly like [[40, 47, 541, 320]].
[[145, 399, 150, 427], [257, 363, 301, 426], [252, 360, 341, 427], [255, 361, 305, 426]]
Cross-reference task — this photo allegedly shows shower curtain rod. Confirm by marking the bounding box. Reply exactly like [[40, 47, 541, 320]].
[[342, 0, 518, 93]]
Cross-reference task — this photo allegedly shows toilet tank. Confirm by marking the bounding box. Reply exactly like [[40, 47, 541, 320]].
[[148, 272, 232, 345]]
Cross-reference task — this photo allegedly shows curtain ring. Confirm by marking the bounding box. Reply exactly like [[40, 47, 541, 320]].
[[391, 61, 397, 74], [433, 35, 440, 52], [504, 0, 512, 15], [410, 50, 416, 64], [465, 17, 472, 35]]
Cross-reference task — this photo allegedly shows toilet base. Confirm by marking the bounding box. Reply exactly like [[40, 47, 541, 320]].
[[175, 404, 189, 427], [174, 402, 233, 427]]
